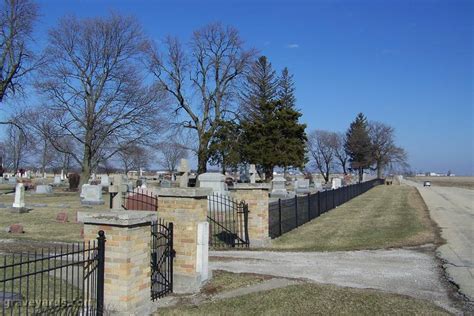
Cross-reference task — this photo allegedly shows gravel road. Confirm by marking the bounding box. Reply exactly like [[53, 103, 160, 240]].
[[406, 180, 474, 301]]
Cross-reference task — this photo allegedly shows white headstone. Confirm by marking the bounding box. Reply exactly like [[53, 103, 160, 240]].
[[139, 168, 144, 177], [13, 183, 25, 208], [295, 179, 310, 194], [54, 175, 61, 184], [198, 173, 227, 194], [100, 175, 110, 187], [36, 184, 53, 194], [249, 164, 257, 184], [60, 169, 65, 180], [331, 178, 342, 190], [80, 184, 104, 205], [271, 175, 288, 198]]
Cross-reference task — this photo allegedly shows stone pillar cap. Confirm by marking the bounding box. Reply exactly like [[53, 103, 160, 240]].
[[78, 210, 157, 227], [155, 187, 212, 197]]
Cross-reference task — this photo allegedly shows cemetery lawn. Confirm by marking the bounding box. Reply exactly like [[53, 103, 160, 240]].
[[201, 270, 272, 295], [270, 185, 440, 251], [158, 282, 449, 315], [0, 191, 110, 243]]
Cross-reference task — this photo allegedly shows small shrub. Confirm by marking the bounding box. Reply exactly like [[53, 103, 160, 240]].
[[69, 173, 80, 190]]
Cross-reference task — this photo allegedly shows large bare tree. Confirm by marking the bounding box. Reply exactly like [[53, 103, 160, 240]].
[[36, 14, 165, 184], [0, 0, 39, 103], [334, 132, 349, 175], [145, 23, 254, 174], [369, 121, 408, 178], [308, 130, 338, 183]]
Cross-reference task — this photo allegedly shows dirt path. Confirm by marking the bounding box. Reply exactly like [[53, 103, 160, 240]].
[[406, 180, 474, 302], [210, 248, 460, 314]]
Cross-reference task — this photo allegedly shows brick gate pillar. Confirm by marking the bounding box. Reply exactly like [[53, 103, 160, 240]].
[[230, 184, 271, 248], [155, 187, 211, 293], [80, 211, 157, 315]]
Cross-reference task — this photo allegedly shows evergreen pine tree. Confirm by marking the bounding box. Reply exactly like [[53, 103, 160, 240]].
[[240, 56, 278, 117], [278, 67, 296, 109], [344, 113, 372, 182]]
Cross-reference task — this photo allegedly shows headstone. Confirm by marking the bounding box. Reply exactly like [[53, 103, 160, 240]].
[[270, 175, 288, 198], [56, 212, 68, 223], [177, 159, 190, 188], [160, 179, 171, 188], [198, 173, 228, 194], [239, 164, 250, 183], [331, 178, 342, 190], [8, 177, 17, 185], [249, 164, 257, 184], [314, 181, 323, 190], [80, 184, 104, 205], [60, 169, 65, 180], [53, 175, 61, 184], [8, 224, 24, 234], [100, 175, 110, 187], [295, 179, 310, 194], [12, 183, 25, 208], [35, 184, 53, 194], [139, 168, 144, 177]]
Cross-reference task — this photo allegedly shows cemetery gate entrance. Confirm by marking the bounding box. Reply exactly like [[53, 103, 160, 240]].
[[207, 193, 250, 248], [150, 219, 175, 301]]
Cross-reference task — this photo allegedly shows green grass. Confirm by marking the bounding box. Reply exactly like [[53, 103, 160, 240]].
[[158, 282, 449, 316], [0, 191, 111, 242], [270, 185, 438, 251], [201, 270, 271, 295]]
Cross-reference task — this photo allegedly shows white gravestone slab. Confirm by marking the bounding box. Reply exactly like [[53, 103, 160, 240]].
[[100, 175, 110, 187], [54, 175, 61, 184], [295, 179, 310, 194], [36, 185, 53, 194], [271, 175, 288, 198], [13, 183, 25, 208], [331, 178, 342, 190], [80, 184, 104, 205], [249, 164, 257, 184]]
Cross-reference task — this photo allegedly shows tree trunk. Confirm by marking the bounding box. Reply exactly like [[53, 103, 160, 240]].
[[377, 162, 383, 179], [264, 166, 273, 182], [80, 137, 93, 187], [358, 168, 363, 183], [197, 142, 208, 175]]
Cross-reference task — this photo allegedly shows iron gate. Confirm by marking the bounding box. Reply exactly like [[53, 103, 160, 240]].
[[207, 193, 250, 248], [150, 220, 175, 301]]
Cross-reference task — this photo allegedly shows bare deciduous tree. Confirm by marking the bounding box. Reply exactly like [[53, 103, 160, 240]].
[[36, 14, 165, 185], [308, 130, 338, 183], [0, 0, 39, 103], [145, 23, 254, 174], [117, 144, 152, 174], [334, 132, 349, 175], [369, 121, 408, 178], [158, 142, 188, 172]]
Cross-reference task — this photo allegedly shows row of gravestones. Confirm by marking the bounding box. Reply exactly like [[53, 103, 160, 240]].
[[270, 176, 346, 198]]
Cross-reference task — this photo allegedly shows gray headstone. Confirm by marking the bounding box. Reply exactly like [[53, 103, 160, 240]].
[[100, 175, 110, 187], [161, 179, 172, 188], [331, 178, 342, 189], [8, 177, 17, 185], [80, 184, 104, 205], [295, 179, 310, 194], [271, 175, 288, 198], [35, 185, 53, 194], [198, 173, 227, 194], [53, 175, 61, 184]]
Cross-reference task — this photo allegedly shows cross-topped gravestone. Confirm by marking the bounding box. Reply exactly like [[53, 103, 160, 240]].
[[177, 159, 190, 188], [249, 164, 257, 184]]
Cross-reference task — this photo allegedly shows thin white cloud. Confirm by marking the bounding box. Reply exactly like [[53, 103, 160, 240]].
[[287, 43, 299, 49]]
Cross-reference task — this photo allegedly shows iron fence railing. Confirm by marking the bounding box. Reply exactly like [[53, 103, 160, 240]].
[[121, 188, 158, 211], [269, 179, 385, 238], [0, 231, 105, 315]]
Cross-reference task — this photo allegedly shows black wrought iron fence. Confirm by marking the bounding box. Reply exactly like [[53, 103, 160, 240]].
[[269, 179, 385, 238], [0, 231, 105, 315]]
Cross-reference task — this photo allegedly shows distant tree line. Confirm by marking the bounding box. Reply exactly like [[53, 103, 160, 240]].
[[308, 113, 408, 183]]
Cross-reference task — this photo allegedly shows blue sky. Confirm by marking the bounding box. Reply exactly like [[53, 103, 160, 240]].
[[4, 0, 473, 174]]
